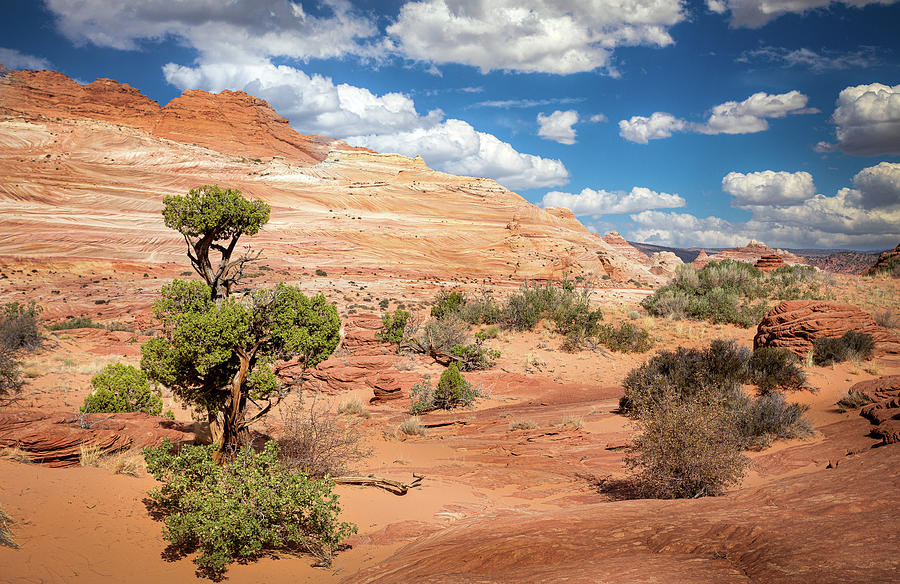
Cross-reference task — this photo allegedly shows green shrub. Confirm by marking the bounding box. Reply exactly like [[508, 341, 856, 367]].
[[143, 439, 356, 578], [748, 347, 806, 394], [625, 398, 749, 499], [0, 345, 23, 402], [595, 322, 652, 353], [376, 309, 410, 346], [812, 331, 875, 366], [450, 332, 500, 370], [430, 290, 467, 320], [409, 363, 479, 413], [457, 291, 504, 325], [81, 363, 163, 416], [314, 269, 327, 277], [47, 316, 103, 331], [0, 302, 43, 350], [501, 281, 603, 349]]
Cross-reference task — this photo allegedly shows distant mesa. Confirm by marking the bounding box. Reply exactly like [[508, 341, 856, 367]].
[[692, 241, 806, 270], [864, 243, 900, 277]]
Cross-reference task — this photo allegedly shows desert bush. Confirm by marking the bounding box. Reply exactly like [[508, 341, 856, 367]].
[[0, 302, 43, 350], [620, 340, 750, 416], [595, 322, 653, 353], [376, 309, 410, 345], [278, 399, 370, 478], [397, 416, 425, 436], [47, 316, 103, 331], [81, 363, 163, 416], [409, 363, 479, 414], [736, 393, 812, 448], [508, 419, 537, 431], [873, 308, 899, 329], [450, 331, 500, 370], [412, 315, 469, 357], [836, 389, 875, 412], [501, 281, 603, 350], [812, 331, 875, 366], [315, 269, 327, 277], [143, 439, 356, 578], [625, 399, 749, 499], [0, 346, 23, 403], [747, 347, 807, 394], [430, 290, 467, 320]]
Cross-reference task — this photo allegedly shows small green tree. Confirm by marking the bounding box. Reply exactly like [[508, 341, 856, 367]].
[[82, 363, 162, 415], [140, 280, 340, 461], [162, 185, 270, 300]]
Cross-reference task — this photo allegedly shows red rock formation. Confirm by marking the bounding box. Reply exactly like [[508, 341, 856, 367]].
[[601, 231, 649, 265], [713, 240, 805, 267], [754, 300, 900, 356], [804, 251, 880, 275], [849, 375, 900, 444], [0, 410, 194, 467], [692, 249, 711, 269], [544, 207, 589, 233], [0, 67, 357, 164], [863, 243, 900, 276], [755, 254, 786, 272]]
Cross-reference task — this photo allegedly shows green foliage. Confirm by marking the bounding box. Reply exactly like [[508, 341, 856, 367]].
[[812, 331, 875, 366], [143, 439, 356, 578], [81, 363, 162, 416], [450, 332, 500, 371], [140, 280, 340, 450], [0, 345, 23, 402], [315, 269, 327, 277], [0, 302, 43, 351], [409, 363, 479, 414], [747, 347, 806, 394], [430, 290, 467, 320], [376, 309, 410, 346], [162, 185, 269, 241], [162, 185, 271, 300], [47, 316, 103, 331], [456, 290, 504, 325], [625, 398, 749, 499], [501, 281, 604, 346], [594, 322, 653, 353], [642, 260, 823, 328]]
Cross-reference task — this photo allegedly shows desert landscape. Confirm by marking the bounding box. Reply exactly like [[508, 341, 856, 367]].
[[1, 59, 900, 584]]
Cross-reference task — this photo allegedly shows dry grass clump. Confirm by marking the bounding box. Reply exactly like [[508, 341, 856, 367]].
[[1, 505, 17, 549], [0, 446, 33, 464], [873, 308, 899, 329], [78, 444, 144, 476], [559, 415, 585, 429], [397, 416, 425, 436], [508, 419, 538, 431], [835, 390, 876, 413], [337, 396, 370, 419]]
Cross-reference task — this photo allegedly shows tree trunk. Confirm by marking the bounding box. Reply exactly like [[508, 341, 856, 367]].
[[210, 351, 252, 464]]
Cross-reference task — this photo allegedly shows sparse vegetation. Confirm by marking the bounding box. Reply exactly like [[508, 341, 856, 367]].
[[277, 399, 370, 478], [0, 302, 43, 350], [143, 439, 355, 578], [508, 419, 537, 431], [409, 363, 479, 414], [1, 505, 17, 549], [642, 261, 825, 328], [376, 309, 410, 346], [836, 389, 875, 412], [593, 322, 653, 353], [47, 316, 103, 330], [450, 331, 501, 370], [337, 396, 370, 419], [398, 416, 425, 436], [812, 331, 875, 366], [81, 363, 163, 416]]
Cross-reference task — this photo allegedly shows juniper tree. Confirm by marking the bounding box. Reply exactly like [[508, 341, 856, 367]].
[[162, 185, 270, 300], [141, 280, 340, 461]]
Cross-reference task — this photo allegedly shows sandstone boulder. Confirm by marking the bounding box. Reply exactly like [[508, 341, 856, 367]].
[[0, 410, 195, 467], [848, 375, 900, 444], [754, 300, 900, 356], [755, 254, 785, 272]]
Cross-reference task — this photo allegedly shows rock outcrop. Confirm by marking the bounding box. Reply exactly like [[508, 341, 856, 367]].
[[754, 300, 900, 356], [0, 410, 195, 467], [599, 231, 682, 280], [713, 240, 806, 266], [0, 67, 666, 285], [849, 375, 900, 445], [691, 249, 711, 269], [755, 254, 786, 272], [864, 243, 900, 277]]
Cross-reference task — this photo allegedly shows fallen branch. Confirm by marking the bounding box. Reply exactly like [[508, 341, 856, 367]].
[[332, 473, 424, 495]]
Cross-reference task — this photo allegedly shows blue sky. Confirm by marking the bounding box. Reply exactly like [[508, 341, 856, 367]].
[[1, 0, 898, 250]]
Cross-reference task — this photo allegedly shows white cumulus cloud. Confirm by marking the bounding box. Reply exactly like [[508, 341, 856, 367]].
[[816, 82, 900, 156], [348, 119, 569, 189], [542, 186, 685, 218], [619, 91, 814, 143], [618, 112, 687, 144], [537, 110, 579, 145], [722, 170, 816, 206], [626, 162, 900, 249], [712, 0, 899, 29], [386, 0, 685, 75], [0, 47, 52, 70]]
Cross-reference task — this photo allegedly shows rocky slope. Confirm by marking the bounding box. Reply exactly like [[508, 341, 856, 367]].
[[864, 243, 900, 277], [804, 251, 880, 274], [0, 65, 667, 286]]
